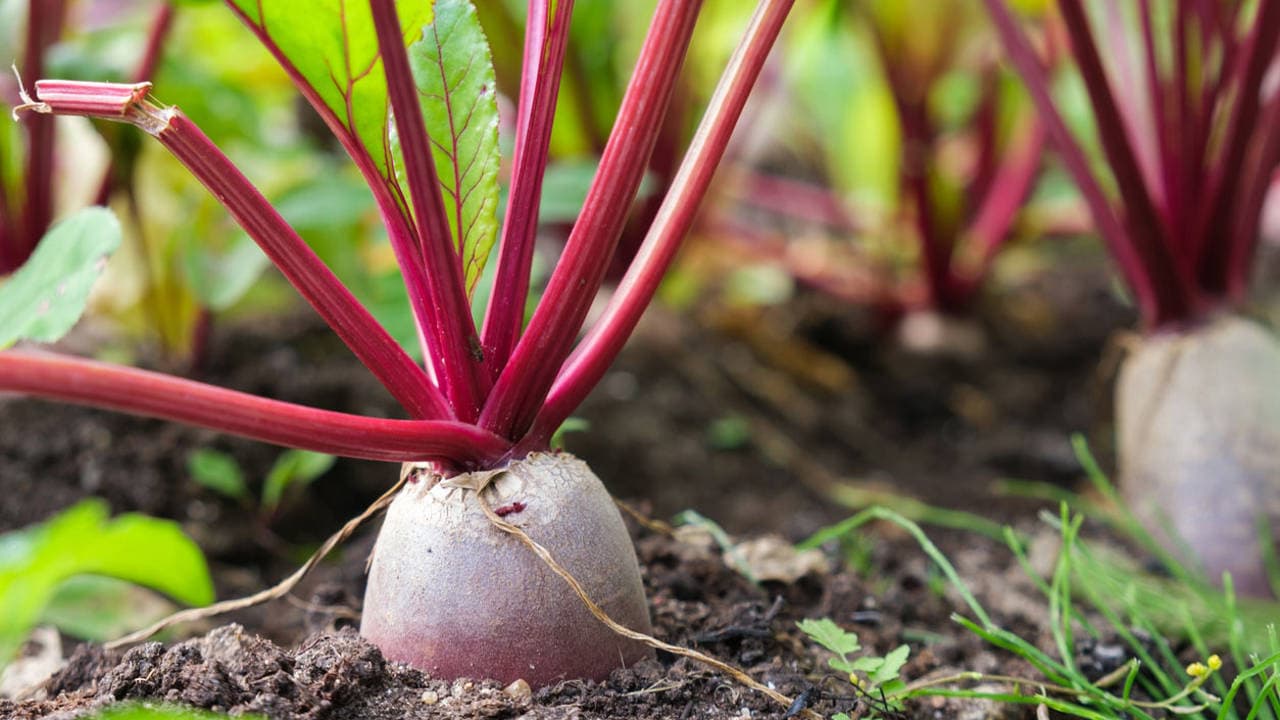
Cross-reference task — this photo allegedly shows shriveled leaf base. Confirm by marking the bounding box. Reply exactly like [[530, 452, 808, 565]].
[[361, 452, 653, 686]]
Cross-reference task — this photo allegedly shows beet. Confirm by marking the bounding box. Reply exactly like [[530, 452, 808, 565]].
[[1116, 314, 1280, 597], [361, 452, 654, 685]]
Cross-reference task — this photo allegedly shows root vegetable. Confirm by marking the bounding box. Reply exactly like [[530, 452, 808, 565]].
[[361, 453, 653, 686], [1116, 315, 1280, 597]]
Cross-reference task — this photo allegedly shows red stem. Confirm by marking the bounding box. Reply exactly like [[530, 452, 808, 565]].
[[159, 112, 451, 419], [479, 0, 703, 441], [983, 0, 1162, 327], [18, 80, 450, 419], [1194, 0, 1280, 296], [899, 99, 961, 311], [0, 143, 12, 273], [0, 351, 509, 466], [1102, 0, 1164, 218], [963, 112, 1046, 279], [1057, 0, 1194, 325], [224, 2, 441, 366], [15, 0, 67, 270], [1227, 91, 1280, 301], [1138, 0, 1174, 233], [969, 74, 1001, 206], [480, 0, 575, 379], [95, 1, 176, 207], [524, 0, 796, 451], [370, 0, 485, 421]]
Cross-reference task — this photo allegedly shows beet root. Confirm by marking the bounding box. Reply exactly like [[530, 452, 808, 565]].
[[360, 452, 654, 686], [1117, 314, 1280, 597]]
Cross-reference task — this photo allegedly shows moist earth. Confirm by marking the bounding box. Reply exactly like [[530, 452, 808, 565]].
[[0, 265, 1142, 718]]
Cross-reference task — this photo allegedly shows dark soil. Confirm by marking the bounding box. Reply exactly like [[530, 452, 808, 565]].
[[4, 518, 1061, 719], [0, 255, 1141, 719]]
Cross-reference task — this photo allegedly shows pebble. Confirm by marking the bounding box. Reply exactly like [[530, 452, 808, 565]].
[[503, 678, 532, 702], [420, 690, 439, 705]]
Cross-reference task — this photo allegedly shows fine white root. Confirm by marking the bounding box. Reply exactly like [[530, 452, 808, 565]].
[[102, 468, 818, 718], [473, 488, 821, 720], [105, 474, 408, 650]]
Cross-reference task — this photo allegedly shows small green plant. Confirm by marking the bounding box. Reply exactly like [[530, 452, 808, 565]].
[[0, 501, 213, 672], [796, 617, 909, 718], [798, 497, 1280, 718], [82, 702, 259, 720], [187, 447, 335, 518]]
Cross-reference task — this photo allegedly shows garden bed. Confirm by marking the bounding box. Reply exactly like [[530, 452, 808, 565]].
[[0, 265, 1151, 719]]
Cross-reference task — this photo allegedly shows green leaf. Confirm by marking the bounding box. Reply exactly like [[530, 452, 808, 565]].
[[870, 644, 911, 686], [261, 450, 336, 513], [83, 701, 258, 719], [42, 576, 177, 642], [849, 655, 883, 672], [537, 159, 599, 224], [187, 449, 250, 501], [550, 417, 591, 451], [406, 0, 501, 295], [0, 501, 214, 668], [796, 617, 862, 657], [226, 0, 431, 205], [184, 231, 272, 312], [0, 207, 122, 348]]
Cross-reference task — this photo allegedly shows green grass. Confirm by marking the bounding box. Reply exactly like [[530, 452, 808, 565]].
[[798, 436, 1280, 719]]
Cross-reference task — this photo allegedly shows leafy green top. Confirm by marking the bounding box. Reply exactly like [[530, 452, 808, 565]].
[[406, 0, 500, 295], [228, 0, 502, 297], [227, 0, 430, 194]]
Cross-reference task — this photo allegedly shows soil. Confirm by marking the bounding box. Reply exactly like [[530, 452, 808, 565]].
[[0, 252, 1147, 719]]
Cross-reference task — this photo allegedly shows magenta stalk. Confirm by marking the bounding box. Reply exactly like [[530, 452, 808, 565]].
[[15, 80, 449, 421], [1056, 1, 1194, 322], [981, 0, 1165, 327], [224, 2, 445, 368], [479, 0, 703, 440], [0, 351, 510, 465], [8, 0, 66, 273], [94, 1, 176, 207], [525, 0, 797, 449], [480, 0, 575, 377], [370, 0, 486, 421]]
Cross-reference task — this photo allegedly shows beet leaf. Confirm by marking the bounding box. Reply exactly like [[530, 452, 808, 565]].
[[405, 0, 501, 297]]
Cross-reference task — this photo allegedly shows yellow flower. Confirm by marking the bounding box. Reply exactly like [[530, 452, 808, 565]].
[[1208, 655, 1223, 671], [1186, 662, 1207, 678]]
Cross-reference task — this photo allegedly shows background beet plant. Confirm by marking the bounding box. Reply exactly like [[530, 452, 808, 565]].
[[985, 0, 1280, 596], [0, 0, 793, 685]]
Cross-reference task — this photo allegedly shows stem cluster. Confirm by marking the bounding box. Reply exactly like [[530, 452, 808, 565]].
[[2, 0, 794, 470], [985, 0, 1280, 329]]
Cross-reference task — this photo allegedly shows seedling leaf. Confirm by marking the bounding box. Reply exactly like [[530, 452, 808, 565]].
[[184, 232, 270, 312], [550, 417, 590, 450], [42, 576, 176, 642], [187, 448, 249, 501], [82, 701, 258, 719], [261, 449, 336, 512], [0, 501, 213, 667], [405, 0, 500, 295], [870, 644, 910, 686], [797, 617, 862, 657], [0, 207, 122, 348]]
